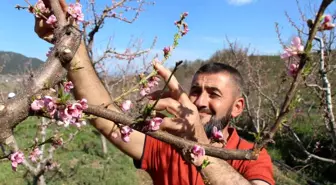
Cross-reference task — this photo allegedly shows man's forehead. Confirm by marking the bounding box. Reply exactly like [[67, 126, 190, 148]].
[[191, 73, 231, 86]]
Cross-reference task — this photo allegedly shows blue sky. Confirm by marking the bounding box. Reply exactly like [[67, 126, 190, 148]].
[[0, 0, 333, 70]]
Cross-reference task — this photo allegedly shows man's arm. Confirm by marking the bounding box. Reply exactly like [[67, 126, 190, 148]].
[[200, 156, 270, 185], [66, 41, 146, 160], [194, 125, 272, 185]]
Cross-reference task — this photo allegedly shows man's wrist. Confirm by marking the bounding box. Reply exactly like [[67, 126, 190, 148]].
[[194, 124, 210, 144], [196, 157, 211, 171]]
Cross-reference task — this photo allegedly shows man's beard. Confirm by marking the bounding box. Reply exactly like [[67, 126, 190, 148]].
[[203, 110, 232, 138]]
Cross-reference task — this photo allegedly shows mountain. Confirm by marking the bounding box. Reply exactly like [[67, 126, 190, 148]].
[[0, 51, 44, 74]]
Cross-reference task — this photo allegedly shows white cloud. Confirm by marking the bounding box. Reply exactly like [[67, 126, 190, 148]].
[[226, 0, 255, 6]]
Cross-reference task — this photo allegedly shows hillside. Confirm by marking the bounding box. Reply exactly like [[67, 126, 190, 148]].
[[0, 51, 44, 74]]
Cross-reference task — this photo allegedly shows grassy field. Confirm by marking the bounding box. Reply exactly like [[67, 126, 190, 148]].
[[0, 117, 140, 185]]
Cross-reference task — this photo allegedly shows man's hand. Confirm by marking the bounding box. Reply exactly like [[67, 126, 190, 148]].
[[150, 62, 209, 143], [33, 0, 68, 43]]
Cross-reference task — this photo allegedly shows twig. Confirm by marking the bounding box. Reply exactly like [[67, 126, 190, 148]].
[[283, 123, 336, 164]]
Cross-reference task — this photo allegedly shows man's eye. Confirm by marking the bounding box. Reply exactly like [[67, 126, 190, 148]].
[[210, 93, 220, 98], [190, 89, 200, 95]]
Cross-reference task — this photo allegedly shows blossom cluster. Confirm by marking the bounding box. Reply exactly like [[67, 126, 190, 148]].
[[175, 12, 189, 36], [319, 14, 335, 31], [10, 151, 24, 171], [139, 75, 161, 97], [31, 0, 84, 26], [67, 2, 84, 23], [30, 81, 88, 128], [280, 37, 304, 77]]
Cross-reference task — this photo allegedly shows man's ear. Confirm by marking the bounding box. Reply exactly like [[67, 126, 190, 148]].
[[231, 97, 244, 118]]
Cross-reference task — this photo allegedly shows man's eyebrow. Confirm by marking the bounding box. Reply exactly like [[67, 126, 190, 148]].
[[205, 86, 222, 95], [190, 84, 222, 95], [190, 83, 200, 88]]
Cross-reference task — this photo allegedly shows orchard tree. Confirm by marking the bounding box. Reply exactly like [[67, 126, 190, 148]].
[[0, 0, 335, 184]]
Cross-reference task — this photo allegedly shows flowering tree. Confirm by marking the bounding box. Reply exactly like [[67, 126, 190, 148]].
[[0, 0, 336, 184]]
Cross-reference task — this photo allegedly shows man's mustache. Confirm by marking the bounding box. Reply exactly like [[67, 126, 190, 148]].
[[198, 107, 213, 114]]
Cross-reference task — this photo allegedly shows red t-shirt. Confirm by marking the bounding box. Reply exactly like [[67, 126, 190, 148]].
[[134, 128, 275, 185]]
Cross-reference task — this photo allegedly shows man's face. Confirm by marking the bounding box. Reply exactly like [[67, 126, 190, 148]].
[[189, 72, 238, 125]]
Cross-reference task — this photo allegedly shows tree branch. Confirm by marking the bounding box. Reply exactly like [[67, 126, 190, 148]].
[[255, 0, 334, 150], [0, 2, 82, 143], [84, 104, 258, 160]]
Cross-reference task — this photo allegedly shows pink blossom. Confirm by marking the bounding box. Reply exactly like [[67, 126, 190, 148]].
[[321, 14, 333, 31], [148, 117, 162, 131], [57, 110, 70, 127], [43, 96, 57, 117], [280, 37, 304, 60], [79, 99, 88, 109], [212, 126, 224, 141], [29, 148, 42, 163], [140, 87, 151, 97], [120, 126, 133, 142], [58, 99, 87, 128], [324, 15, 332, 22], [287, 63, 299, 77], [181, 23, 189, 36], [46, 15, 57, 25], [147, 76, 160, 88], [68, 3, 84, 23], [163, 46, 171, 56], [183, 12, 189, 17], [182, 29, 189, 36], [121, 100, 132, 112], [63, 81, 74, 93], [34, 0, 49, 18], [31, 99, 44, 111], [65, 103, 83, 118], [10, 151, 24, 171], [192, 145, 205, 157]]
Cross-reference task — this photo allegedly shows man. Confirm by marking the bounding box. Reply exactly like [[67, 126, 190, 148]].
[[34, 1, 274, 184]]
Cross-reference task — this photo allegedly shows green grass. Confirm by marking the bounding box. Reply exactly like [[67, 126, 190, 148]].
[[0, 117, 138, 185]]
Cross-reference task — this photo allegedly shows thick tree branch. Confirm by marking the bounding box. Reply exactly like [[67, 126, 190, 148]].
[[84, 104, 258, 160], [0, 1, 82, 143]]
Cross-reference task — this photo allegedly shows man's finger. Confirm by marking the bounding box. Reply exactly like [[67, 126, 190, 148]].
[[150, 98, 181, 117], [160, 117, 186, 133], [147, 90, 171, 100], [153, 62, 191, 105]]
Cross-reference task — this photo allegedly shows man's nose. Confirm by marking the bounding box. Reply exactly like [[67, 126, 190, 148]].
[[194, 93, 208, 108]]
